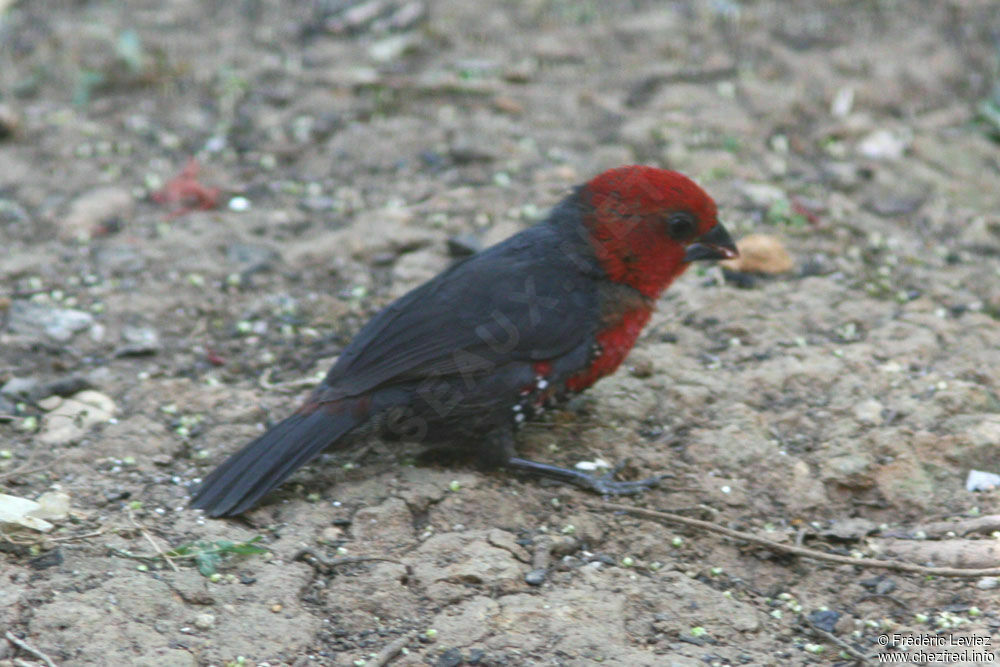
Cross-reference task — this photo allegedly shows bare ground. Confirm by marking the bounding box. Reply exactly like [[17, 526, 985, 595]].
[[2, 1, 1000, 665]]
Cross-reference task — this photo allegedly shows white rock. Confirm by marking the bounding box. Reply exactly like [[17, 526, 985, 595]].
[[966, 469, 1000, 492], [38, 390, 117, 445], [0, 493, 54, 532], [33, 491, 71, 520], [976, 577, 999, 590], [856, 128, 910, 161], [853, 399, 883, 426]]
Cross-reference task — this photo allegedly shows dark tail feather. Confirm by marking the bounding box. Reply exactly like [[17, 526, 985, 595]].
[[189, 410, 360, 517]]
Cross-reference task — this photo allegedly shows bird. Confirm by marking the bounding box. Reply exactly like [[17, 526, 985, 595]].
[[190, 165, 737, 516]]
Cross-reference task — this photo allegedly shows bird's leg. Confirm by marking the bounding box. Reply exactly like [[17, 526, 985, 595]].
[[482, 425, 664, 495], [504, 457, 666, 495]]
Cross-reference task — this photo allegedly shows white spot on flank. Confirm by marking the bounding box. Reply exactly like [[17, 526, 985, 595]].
[[537, 378, 549, 390]]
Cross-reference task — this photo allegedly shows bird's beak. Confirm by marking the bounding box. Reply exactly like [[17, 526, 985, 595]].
[[684, 222, 739, 262]]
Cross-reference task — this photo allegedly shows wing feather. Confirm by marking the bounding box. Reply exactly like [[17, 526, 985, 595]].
[[322, 224, 598, 398]]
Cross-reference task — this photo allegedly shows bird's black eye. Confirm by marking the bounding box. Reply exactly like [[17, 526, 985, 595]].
[[666, 212, 697, 241]]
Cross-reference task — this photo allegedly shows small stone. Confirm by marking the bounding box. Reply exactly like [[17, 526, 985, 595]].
[[117, 325, 161, 356], [37, 395, 63, 411], [446, 234, 481, 257], [824, 453, 873, 489], [449, 135, 498, 164], [33, 491, 71, 521], [524, 568, 547, 586], [0, 103, 22, 139], [966, 470, 1000, 492], [976, 577, 999, 590], [822, 161, 866, 190], [863, 190, 925, 218], [856, 128, 910, 161], [435, 647, 463, 667], [822, 518, 876, 540], [853, 399, 883, 426], [60, 187, 134, 241], [194, 613, 215, 629], [298, 195, 337, 212], [226, 243, 280, 273], [41, 376, 91, 398], [1, 377, 39, 399], [368, 34, 418, 63], [93, 244, 147, 276], [830, 86, 854, 117], [0, 198, 30, 224], [7, 301, 94, 342], [38, 390, 117, 445]]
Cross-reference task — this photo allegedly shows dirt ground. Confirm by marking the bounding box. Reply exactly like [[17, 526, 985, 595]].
[[3, 1, 1000, 665]]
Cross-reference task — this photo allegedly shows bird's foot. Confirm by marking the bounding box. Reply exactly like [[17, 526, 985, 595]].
[[504, 457, 667, 496], [583, 462, 668, 495]]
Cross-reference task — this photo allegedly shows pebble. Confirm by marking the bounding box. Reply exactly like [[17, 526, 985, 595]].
[[966, 470, 1000, 492], [93, 244, 147, 276], [0, 198, 30, 224], [976, 577, 999, 590], [446, 233, 481, 257], [298, 195, 337, 212], [524, 568, 548, 586], [435, 647, 463, 667], [117, 325, 161, 356], [853, 399, 884, 426], [807, 609, 841, 633], [7, 301, 94, 342], [226, 243, 280, 273], [33, 491, 71, 520], [0, 103, 21, 139], [822, 161, 867, 190], [1, 377, 39, 399], [368, 34, 418, 63], [856, 128, 910, 161], [60, 186, 134, 241], [38, 390, 116, 446], [194, 613, 216, 630]]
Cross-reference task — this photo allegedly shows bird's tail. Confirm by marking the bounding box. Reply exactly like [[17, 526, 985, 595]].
[[189, 405, 362, 517]]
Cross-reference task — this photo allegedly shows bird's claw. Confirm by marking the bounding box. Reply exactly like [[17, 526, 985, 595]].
[[503, 456, 667, 496], [586, 466, 667, 495]]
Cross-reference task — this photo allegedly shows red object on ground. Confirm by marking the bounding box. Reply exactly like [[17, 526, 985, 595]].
[[152, 158, 220, 217]]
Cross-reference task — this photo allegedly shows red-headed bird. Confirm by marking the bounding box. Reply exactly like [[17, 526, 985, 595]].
[[190, 166, 737, 516]]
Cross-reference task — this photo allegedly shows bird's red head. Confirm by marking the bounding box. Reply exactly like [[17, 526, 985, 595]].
[[582, 166, 737, 297]]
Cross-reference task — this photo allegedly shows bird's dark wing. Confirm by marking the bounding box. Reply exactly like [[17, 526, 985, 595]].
[[322, 224, 599, 399]]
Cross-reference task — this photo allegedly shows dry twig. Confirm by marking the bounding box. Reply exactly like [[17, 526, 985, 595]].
[[370, 630, 418, 667], [293, 548, 402, 574], [6, 631, 58, 667], [801, 615, 873, 664], [597, 502, 1000, 578], [127, 507, 179, 572]]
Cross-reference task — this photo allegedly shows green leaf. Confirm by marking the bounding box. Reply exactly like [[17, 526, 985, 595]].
[[196, 552, 221, 577]]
